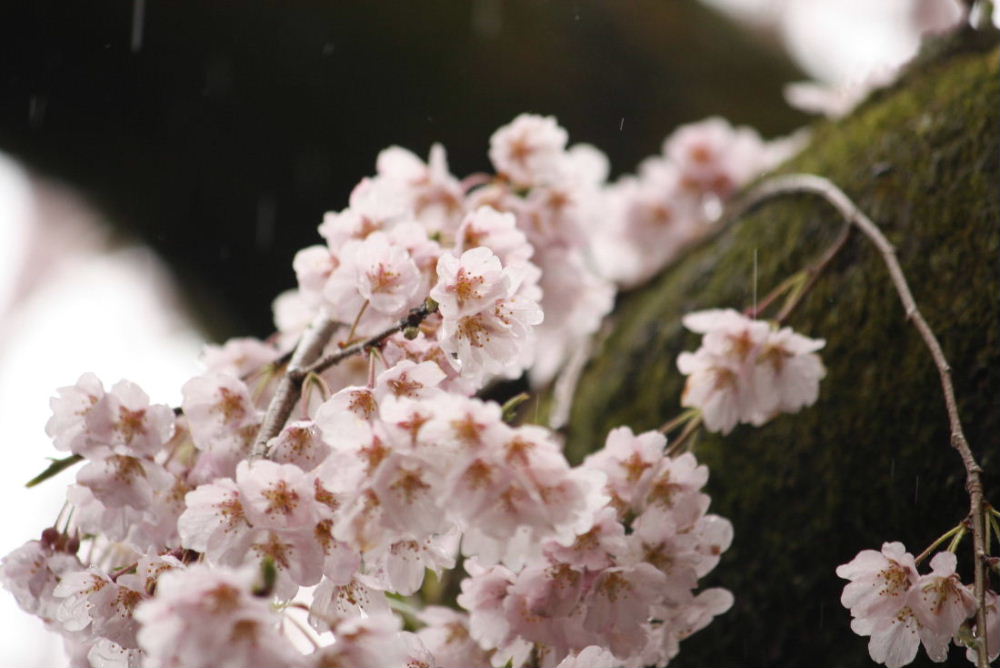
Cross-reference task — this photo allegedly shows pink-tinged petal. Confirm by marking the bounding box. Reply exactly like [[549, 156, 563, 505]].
[[867, 608, 920, 668], [836, 549, 886, 579]]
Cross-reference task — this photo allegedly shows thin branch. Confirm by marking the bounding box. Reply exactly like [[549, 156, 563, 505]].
[[743, 173, 989, 667], [775, 220, 852, 324], [250, 315, 340, 458], [302, 301, 436, 378]]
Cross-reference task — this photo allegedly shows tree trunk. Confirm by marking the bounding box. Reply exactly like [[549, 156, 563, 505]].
[[562, 33, 1000, 667]]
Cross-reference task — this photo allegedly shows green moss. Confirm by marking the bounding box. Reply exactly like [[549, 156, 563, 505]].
[[564, 42, 1000, 666]]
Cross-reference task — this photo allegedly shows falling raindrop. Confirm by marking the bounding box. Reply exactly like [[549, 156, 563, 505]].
[[131, 0, 146, 53], [27, 95, 46, 129]]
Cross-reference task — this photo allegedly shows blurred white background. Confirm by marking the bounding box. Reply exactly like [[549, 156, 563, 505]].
[[0, 153, 204, 666]]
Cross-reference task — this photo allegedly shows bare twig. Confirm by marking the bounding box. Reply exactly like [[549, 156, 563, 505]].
[[251, 301, 437, 459], [250, 315, 340, 458], [743, 173, 989, 667], [774, 220, 852, 324], [302, 301, 436, 378]]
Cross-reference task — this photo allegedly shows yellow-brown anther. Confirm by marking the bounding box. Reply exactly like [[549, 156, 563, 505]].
[[261, 480, 300, 517]]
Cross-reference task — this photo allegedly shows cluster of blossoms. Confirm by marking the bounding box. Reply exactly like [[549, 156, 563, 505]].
[[459, 427, 734, 667], [0, 371, 733, 666], [279, 113, 794, 388], [592, 117, 796, 288], [837, 542, 995, 667], [675, 308, 826, 435], [1, 113, 796, 668]]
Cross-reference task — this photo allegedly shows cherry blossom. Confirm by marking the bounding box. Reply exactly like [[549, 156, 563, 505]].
[[416, 606, 494, 668], [837, 543, 980, 667], [181, 373, 261, 480], [677, 308, 825, 433], [489, 114, 568, 188], [910, 552, 975, 661], [134, 565, 300, 668], [324, 231, 423, 320], [376, 143, 464, 235], [178, 476, 255, 565], [838, 542, 919, 621], [662, 116, 768, 201], [45, 372, 112, 458], [318, 177, 407, 250], [455, 206, 535, 268], [2, 113, 783, 668], [45, 375, 174, 460], [53, 567, 144, 648], [199, 337, 281, 380], [0, 535, 81, 620], [431, 247, 509, 320], [432, 251, 543, 383], [267, 420, 331, 471], [306, 612, 411, 668]]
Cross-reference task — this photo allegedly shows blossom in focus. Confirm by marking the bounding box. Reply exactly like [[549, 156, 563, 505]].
[[836, 543, 977, 668], [677, 308, 825, 434], [431, 247, 543, 383]]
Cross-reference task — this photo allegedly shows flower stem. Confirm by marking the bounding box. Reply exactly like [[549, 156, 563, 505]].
[[658, 408, 700, 435], [948, 526, 969, 554], [745, 271, 805, 320], [344, 300, 370, 346], [666, 414, 704, 456], [915, 524, 964, 565]]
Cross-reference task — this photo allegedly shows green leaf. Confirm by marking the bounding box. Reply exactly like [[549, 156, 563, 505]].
[[25, 454, 83, 488]]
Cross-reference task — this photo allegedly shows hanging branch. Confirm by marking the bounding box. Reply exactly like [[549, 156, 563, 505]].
[[739, 172, 990, 667]]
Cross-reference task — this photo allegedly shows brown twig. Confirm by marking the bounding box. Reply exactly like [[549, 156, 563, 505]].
[[774, 220, 852, 324], [250, 301, 438, 459], [743, 173, 989, 667], [250, 315, 340, 458], [302, 301, 436, 378]]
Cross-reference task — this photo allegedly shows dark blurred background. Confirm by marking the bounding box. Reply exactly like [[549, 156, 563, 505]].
[[0, 0, 805, 339]]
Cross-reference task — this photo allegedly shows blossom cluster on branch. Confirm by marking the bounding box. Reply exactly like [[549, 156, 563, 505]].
[[2, 113, 797, 668], [837, 542, 996, 668]]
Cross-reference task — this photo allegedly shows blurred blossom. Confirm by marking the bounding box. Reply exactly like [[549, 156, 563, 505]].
[[0, 152, 204, 667], [702, 0, 973, 85], [0, 152, 33, 317]]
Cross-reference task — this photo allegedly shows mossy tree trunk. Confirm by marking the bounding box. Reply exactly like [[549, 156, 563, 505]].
[[562, 37, 1000, 667]]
